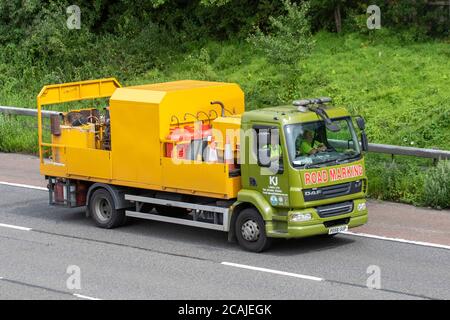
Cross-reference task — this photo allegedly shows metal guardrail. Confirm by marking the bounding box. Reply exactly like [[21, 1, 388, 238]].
[[1, 106, 449, 160], [368, 143, 450, 160], [0, 106, 60, 118]]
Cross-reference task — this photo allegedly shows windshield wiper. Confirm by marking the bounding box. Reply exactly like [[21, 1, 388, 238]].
[[313, 107, 341, 132], [303, 158, 339, 169], [302, 154, 361, 169], [340, 154, 361, 162]]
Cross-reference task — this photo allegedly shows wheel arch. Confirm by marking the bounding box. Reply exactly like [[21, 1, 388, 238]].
[[228, 190, 274, 242], [235, 189, 275, 221], [86, 183, 132, 217]]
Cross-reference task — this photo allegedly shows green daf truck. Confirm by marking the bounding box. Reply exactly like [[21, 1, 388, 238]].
[[40, 79, 368, 253], [233, 98, 369, 251]]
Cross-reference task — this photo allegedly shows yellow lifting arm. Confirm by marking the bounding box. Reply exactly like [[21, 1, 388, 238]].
[[37, 78, 121, 163], [37, 77, 121, 106]]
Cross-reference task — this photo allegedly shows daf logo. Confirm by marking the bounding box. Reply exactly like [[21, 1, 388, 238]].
[[305, 190, 322, 196]]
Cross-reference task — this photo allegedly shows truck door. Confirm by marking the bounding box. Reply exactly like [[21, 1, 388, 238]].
[[245, 125, 290, 208]]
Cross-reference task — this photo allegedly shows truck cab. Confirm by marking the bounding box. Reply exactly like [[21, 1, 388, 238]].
[[233, 99, 368, 251]]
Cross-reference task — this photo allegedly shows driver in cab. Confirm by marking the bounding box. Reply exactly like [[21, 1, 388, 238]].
[[297, 130, 327, 156]]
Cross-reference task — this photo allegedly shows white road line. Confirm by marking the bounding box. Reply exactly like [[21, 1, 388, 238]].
[[0, 181, 47, 191], [221, 262, 323, 282], [73, 293, 102, 300], [0, 223, 32, 231], [342, 231, 450, 251]]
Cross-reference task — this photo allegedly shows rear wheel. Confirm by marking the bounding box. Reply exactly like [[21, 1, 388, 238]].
[[235, 208, 272, 252], [89, 189, 126, 229]]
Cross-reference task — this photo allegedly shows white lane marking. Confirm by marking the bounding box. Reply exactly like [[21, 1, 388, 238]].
[[342, 231, 450, 251], [221, 262, 323, 282], [0, 223, 32, 231], [0, 181, 47, 191], [73, 293, 102, 300]]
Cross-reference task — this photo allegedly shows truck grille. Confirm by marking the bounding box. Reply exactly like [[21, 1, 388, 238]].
[[324, 218, 350, 228], [303, 181, 363, 202], [316, 201, 353, 218]]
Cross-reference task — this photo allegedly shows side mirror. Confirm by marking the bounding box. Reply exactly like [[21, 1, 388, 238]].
[[257, 131, 271, 167], [355, 116, 366, 131], [360, 132, 369, 152]]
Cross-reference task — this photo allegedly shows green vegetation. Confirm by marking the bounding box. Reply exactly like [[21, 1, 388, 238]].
[[421, 160, 450, 209], [366, 155, 449, 209], [0, 0, 449, 208]]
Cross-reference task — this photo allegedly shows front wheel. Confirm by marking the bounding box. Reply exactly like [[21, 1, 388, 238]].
[[89, 188, 126, 229], [235, 208, 272, 252]]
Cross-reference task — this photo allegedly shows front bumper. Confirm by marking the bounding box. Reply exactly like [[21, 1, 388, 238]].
[[267, 198, 368, 239]]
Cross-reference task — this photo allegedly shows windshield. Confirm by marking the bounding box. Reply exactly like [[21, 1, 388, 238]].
[[284, 117, 361, 168]]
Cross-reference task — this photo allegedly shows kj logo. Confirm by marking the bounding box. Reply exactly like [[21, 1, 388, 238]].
[[269, 176, 278, 186]]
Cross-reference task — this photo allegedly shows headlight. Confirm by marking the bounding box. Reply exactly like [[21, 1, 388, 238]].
[[357, 203, 366, 211], [290, 213, 312, 222]]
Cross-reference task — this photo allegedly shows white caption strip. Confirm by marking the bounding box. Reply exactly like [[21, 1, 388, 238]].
[[222, 262, 323, 282]]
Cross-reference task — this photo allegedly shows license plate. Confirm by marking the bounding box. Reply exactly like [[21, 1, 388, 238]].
[[328, 225, 348, 235]]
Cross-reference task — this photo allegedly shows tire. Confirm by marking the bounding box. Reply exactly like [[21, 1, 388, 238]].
[[235, 208, 272, 252], [89, 188, 126, 229]]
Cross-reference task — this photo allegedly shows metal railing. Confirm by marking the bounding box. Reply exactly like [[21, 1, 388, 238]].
[[368, 143, 450, 160], [0, 106, 60, 118], [1, 106, 450, 161]]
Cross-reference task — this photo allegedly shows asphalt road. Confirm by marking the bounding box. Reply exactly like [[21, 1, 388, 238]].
[[0, 184, 449, 300]]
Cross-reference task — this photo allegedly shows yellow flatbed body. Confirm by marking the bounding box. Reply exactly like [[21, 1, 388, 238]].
[[38, 78, 245, 199]]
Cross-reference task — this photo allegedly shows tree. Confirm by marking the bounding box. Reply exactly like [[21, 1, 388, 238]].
[[308, 0, 352, 33], [247, 0, 314, 67]]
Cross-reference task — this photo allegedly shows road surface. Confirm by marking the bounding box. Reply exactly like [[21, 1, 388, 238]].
[[0, 153, 449, 300]]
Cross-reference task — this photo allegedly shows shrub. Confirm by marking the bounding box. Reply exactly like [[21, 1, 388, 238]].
[[420, 161, 450, 209], [247, 0, 314, 67]]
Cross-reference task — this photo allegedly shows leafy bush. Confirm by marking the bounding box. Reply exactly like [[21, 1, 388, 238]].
[[0, 115, 38, 153], [365, 154, 450, 209], [365, 155, 424, 204], [311, 0, 449, 38], [420, 161, 450, 209], [247, 0, 314, 67]]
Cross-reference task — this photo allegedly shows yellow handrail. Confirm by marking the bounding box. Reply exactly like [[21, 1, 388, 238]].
[[37, 78, 121, 163], [41, 142, 67, 148], [37, 78, 121, 106]]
